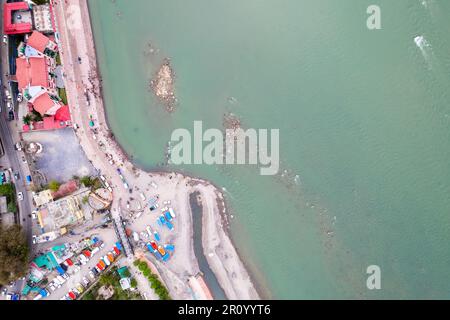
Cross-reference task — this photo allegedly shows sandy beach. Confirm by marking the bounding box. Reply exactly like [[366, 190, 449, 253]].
[[52, 0, 260, 300]]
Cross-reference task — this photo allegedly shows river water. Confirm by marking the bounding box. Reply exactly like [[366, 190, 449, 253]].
[[89, 0, 450, 299]]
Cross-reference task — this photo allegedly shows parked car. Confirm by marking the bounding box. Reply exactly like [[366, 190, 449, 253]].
[[31, 211, 37, 220], [82, 277, 90, 287], [17, 192, 24, 201], [75, 283, 84, 293], [3, 35, 8, 44], [89, 271, 95, 279], [14, 142, 22, 151], [32, 235, 37, 244], [17, 93, 23, 102], [102, 255, 111, 266], [71, 287, 80, 296]]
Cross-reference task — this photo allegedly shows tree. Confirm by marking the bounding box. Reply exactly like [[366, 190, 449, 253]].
[[80, 176, 92, 187], [0, 225, 29, 285], [23, 115, 32, 126], [130, 278, 137, 288], [48, 180, 61, 192]]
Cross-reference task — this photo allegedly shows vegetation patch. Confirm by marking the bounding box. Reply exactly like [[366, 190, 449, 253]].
[[0, 225, 29, 285], [0, 183, 18, 213], [82, 266, 141, 300], [133, 260, 171, 300]]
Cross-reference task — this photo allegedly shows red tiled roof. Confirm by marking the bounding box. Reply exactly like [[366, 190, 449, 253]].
[[3, 2, 32, 35], [15, 57, 48, 90], [33, 94, 56, 115], [54, 105, 71, 121], [27, 31, 50, 53]]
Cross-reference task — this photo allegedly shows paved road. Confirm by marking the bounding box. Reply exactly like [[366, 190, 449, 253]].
[[0, 1, 33, 249]]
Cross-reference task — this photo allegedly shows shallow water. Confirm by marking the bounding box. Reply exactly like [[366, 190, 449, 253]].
[[89, 0, 450, 298]]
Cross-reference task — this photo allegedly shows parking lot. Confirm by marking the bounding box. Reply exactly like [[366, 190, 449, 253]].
[[36, 227, 119, 300]]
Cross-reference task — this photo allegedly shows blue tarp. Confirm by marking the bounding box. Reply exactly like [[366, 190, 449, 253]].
[[56, 266, 65, 275], [115, 242, 123, 251], [154, 232, 161, 242], [166, 221, 174, 231], [40, 289, 48, 297]]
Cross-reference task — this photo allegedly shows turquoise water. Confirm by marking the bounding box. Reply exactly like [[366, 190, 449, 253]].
[[89, 0, 450, 299]]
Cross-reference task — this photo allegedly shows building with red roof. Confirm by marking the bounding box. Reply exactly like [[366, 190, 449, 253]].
[[32, 92, 61, 116], [3, 2, 32, 35], [27, 31, 58, 57], [15, 56, 55, 91]]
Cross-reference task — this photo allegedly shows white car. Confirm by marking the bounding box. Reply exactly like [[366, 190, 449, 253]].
[[31, 211, 37, 220], [56, 276, 66, 284], [102, 255, 111, 266], [17, 93, 23, 102], [88, 271, 95, 279], [17, 192, 24, 201], [82, 277, 90, 286], [3, 35, 8, 44], [32, 235, 37, 244], [49, 284, 56, 292], [14, 142, 22, 151]]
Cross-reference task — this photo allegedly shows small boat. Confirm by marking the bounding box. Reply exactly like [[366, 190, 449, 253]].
[[164, 211, 173, 221], [154, 231, 161, 242], [159, 215, 166, 225], [169, 208, 176, 218], [157, 246, 166, 256], [164, 244, 175, 252]]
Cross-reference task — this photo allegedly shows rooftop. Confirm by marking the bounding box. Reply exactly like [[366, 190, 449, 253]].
[[15, 57, 49, 90], [27, 31, 51, 53]]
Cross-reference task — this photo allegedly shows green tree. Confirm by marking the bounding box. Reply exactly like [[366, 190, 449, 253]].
[[48, 180, 61, 192], [80, 176, 92, 187], [0, 225, 29, 285], [23, 115, 32, 125]]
